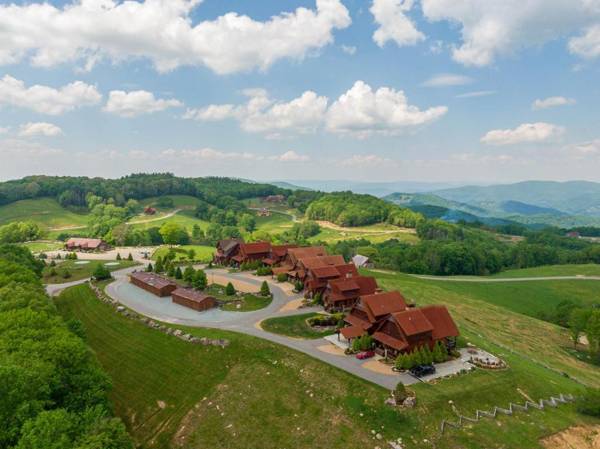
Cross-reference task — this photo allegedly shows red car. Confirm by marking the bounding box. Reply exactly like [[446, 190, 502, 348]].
[[356, 351, 375, 360]]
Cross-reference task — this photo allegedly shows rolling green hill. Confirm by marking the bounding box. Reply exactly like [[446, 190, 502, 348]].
[[0, 197, 89, 230]]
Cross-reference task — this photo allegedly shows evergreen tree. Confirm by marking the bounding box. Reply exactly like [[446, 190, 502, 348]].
[[404, 351, 415, 370], [175, 266, 183, 279], [260, 281, 270, 296], [146, 263, 153, 272], [183, 265, 195, 283], [432, 341, 444, 363], [127, 253, 133, 261], [154, 257, 164, 273], [395, 353, 406, 370], [116, 253, 121, 261], [412, 348, 423, 366], [439, 341, 448, 361], [167, 264, 175, 277], [225, 282, 236, 296], [92, 263, 111, 280], [193, 270, 208, 290]]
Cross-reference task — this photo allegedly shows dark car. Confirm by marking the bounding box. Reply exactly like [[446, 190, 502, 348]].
[[410, 364, 436, 377]]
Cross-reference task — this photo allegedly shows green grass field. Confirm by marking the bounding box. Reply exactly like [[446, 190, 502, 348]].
[[308, 224, 419, 245], [261, 313, 336, 339], [221, 294, 272, 312], [21, 240, 64, 252], [491, 264, 600, 278], [43, 259, 138, 283], [55, 283, 598, 449], [0, 197, 89, 231], [151, 245, 215, 262]]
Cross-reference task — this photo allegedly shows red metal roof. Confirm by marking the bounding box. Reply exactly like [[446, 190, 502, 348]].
[[310, 265, 341, 278], [391, 309, 434, 336], [341, 326, 366, 339], [66, 238, 104, 249], [300, 255, 345, 270], [420, 305, 459, 339], [362, 291, 407, 318], [240, 241, 272, 255]]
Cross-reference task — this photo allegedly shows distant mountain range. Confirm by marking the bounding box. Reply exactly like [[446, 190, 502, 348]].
[[269, 180, 464, 197], [385, 181, 600, 228]]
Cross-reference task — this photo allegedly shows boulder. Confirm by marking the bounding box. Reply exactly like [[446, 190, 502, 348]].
[[402, 396, 416, 408]]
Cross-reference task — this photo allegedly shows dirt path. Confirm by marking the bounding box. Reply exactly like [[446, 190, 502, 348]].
[[315, 220, 415, 235], [541, 425, 600, 449], [49, 225, 88, 231], [127, 209, 182, 225]]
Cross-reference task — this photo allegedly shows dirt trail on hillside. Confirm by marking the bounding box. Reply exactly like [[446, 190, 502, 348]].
[[315, 221, 415, 234], [126, 209, 182, 225], [541, 425, 600, 449]]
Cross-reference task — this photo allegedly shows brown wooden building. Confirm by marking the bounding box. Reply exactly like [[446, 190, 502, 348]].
[[294, 255, 345, 282], [231, 242, 272, 265], [65, 238, 110, 252], [272, 246, 328, 277], [323, 275, 379, 311], [214, 238, 243, 265], [171, 288, 217, 311], [262, 244, 298, 266], [304, 263, 358, 298], [129, 271, 177, 297]]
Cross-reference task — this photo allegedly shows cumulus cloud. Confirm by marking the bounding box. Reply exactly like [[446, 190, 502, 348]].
[[371, 0, 424, 47], [0, 0, 351, 74], [341, 45, 357, 55], [325, 81, 447, 137], [269, 150, 311, 162], [422, 73, 473, 87], [184, 89, 328, 135], [532, 96, 576, 110], [455, 90, 495, 98], [420, 0, 600, 66], [19, 122, 63, 137], [104, 90, 183, 118], [481, 122, 564, 146], [0, 75, 101, 115]]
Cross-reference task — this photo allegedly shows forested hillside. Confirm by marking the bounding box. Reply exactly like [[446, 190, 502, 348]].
[[0, 245, 132, 448], [305, 192, 423, 227]]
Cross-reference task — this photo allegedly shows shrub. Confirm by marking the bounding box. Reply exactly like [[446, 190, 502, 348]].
[[312, 292, 323, 305], [294, 280, 304, 292], [577, 389, 600, 417], [49, 260, 56, 267], [167, 264, 175, 277], [260, 281, 270, 296], [146, 263, 153, 272], [225, 282, 236, 296], [183, 265, 195, 283], [193, 270, 207, 290], [394, 382, 408, 402], [127, 253, 133, 261], [38, 253, 48, 260], [240, 260, 262, 271], [154, 257, 164, 273], [276, 273, 288, 282], [256, 266, 273, 276], [49, 268, 57, 277], [175, 266, 183, 279], [92, 264, 111, 281], [61, 269, 72, 279], [116, 253, 121, 261]]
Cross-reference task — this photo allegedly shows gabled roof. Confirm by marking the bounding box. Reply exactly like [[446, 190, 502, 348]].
[[66, 238, 104, 249], [271, 244, 298, 258], [352, 254, 371, 267], [240, 241, 272, 255], [391, 309, 434, 336], [341, 326, 366, 339], [300, 255, 345, 270], [420, 305, 459, 339], [130, 271, 176, 289], [217, 238, 243, 254], [310, 265, 341, 279], [372, 332, 408, 351], [288, 246, 327, 264], [361, 291, 407, 320], [172, 287, 215, 304], [330, 275, 378, 294]]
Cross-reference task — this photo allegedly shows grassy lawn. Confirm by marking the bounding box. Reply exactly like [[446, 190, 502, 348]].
[[151, 245, 215, 262], [0, 197, 89, 230], [21, 240, 64, 252], [308, 225, 419, 244], [129, 210, 211, 233], [491, 264, 600, 278], [221, 294, 272, 312], [261, 313, 336, 339], [43, 259, 138, 283], [254, 212, 295, 233], [55, 283, 598, 449]]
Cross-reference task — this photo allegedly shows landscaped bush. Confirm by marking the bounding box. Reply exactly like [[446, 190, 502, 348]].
[[92, 263, 111, 281], [225, 282, 236, 296], [308, 313, 344, 327], [577, 389, 600, 417], [240, 260, 262, 271], [294, 280, 304, 292], [256, 266, 273, 276], [351, 334, 374, 352], [394, 382, 408, 402], [276, 273, 288, 282], [260, 281, 271, 297]]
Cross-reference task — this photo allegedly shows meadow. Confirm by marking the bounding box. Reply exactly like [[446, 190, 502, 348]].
[[0, 197, 89, 231], [54, 268, 600, 449], [261, 312, 336, 339], [43, 258, 138, 283]]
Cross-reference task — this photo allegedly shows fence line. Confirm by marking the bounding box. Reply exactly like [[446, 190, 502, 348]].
[[439, 393, 575, 434]]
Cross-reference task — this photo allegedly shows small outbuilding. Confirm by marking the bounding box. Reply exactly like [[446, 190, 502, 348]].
[[171, 288, 217, 312], [130, 271, 177, 297]]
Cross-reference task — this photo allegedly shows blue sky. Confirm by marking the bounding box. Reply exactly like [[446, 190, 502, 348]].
[[0, 0, 599, 183]]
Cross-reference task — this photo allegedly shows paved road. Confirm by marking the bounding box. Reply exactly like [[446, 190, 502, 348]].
[[412, 274, 600, 283]]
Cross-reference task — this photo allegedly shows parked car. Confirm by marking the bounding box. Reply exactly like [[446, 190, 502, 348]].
[[410, 364, 436, 377], [356, 350, 375, 360]]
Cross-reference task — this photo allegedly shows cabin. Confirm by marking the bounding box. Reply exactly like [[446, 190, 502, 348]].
[[65, 238, 110, 252], [341, 291, 408, 341], [323, 275, 379, 312], [171, 288, 217, 311], [304, 263, 358, 298], [231, 242, 272, 266], [566, 231, 581, 239], [352, 254, 373, 269], [262, 244, 298, 266], [144, 206, 157, 215], [372, 305, 459, 358], [271, 246, 327, 278], [294, 254, 345, 282], [265, 194, 285, 203], [214, 238, 243, 265], [129, 271, 177, 297]]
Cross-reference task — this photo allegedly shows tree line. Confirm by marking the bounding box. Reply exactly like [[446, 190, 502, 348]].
[[0, 245, 132, 448]]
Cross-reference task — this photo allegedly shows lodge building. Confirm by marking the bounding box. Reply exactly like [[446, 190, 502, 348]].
[[65, 238, 110, 252]]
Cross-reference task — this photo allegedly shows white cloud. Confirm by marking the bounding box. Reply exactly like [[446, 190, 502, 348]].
[[0, 0, 351, 74], [0, 138, 64, 158], [340, 154, 393, 167], [19, 122, 63, 137], [185, 89, 328, 134], [481, 122, 564, 146], [371, 0, 424, 47], [269, 150, 311, 162], [341, 45, 357, 55], [422, 73, 473, 87], [532, 96, 576, 110], [326, 80, 447, 137], [421, 0, 600, 66], [0, 75, 101, 115], [566, 139, 600, 157], [104, 90, 183, 118], [455, 90, 495, 98]]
